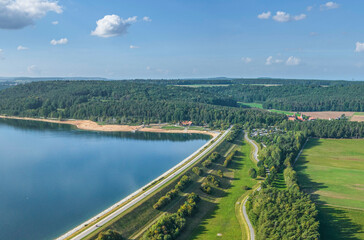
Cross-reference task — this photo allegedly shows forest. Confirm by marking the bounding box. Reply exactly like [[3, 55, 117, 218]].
[[0, 79, 363, 129]]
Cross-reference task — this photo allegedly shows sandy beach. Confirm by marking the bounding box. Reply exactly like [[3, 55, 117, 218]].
[[0, 115, 218, 137]]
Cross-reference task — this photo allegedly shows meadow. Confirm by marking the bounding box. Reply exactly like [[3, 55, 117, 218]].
[[295, 138, 364, 239]]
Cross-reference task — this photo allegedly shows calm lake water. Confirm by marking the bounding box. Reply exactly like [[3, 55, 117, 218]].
[[0, 118, 209, 240]]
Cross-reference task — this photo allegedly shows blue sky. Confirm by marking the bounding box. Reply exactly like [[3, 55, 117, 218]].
[[0, 0, 363, 80]]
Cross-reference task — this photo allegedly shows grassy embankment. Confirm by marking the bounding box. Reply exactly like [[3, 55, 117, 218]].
[[295, 138, 364, 240], [189, 135, 258, 240], [81, 130, 232, 240]]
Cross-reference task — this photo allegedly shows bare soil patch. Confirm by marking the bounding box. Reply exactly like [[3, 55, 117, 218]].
[[301, 111, 355, 120], [0, 116, 217, 137]]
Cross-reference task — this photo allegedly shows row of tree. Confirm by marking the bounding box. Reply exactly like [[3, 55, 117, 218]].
[[143, 193, 200, 240]]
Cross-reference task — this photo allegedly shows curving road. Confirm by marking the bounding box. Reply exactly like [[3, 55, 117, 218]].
[[57, 127, 231, 240], [244, 132, 259, 163], [241, 132, 261, 240]]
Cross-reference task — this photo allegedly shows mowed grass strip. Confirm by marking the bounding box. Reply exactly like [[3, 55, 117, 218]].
[[189, 139, 257, 240], [295, 138, 364, 240], [238, 102, 264, 109]]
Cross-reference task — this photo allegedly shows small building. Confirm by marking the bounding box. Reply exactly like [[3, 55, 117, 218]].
[[180, 121, 193, 126], [288, 116, 296, 121]]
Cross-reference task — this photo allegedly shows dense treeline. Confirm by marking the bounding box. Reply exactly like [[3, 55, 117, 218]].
[[281, 119, 364, 138], [0, 81, 286, 129], [246, 188, 319, 240], [1, 80, 363, 130]]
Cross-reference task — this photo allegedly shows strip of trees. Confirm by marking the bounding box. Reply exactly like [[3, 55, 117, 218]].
[[143, 193, 200, 240], [153, 175, 191, 210]]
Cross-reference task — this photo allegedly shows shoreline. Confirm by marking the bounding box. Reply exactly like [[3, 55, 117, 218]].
[[0, 115, 218, 137]]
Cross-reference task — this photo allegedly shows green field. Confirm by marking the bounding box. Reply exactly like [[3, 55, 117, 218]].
[[354, 112, 364, 116], [295, 138, 364, 239], [161, 125, 185, 130], [190, 138, 257, 240], [269, 109, 294, 115], [238, 102, 264, 109]]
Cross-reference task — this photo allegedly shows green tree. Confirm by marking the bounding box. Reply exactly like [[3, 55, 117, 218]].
[[97, 229, 123, 240], [249, 168, 257, 178]]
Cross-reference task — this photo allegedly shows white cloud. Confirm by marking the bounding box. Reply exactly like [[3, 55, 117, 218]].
[[266, 56, 283, 65], [50, 38, 68, 45], [321, 2, 339, 10], [241, 57, 252, 63], [91, 15, 137, 38], [355, 42, 364, 52], [129, 45, 139, 49], [146, 66, 151, 70], [142, 16, 152, 22], [272, 11, 306, 22], [27, 65, 41, 74], [0, 49, 3, 59], [0, 0, 62, 29], [286, 56, 301, 66], [52, 20, 58, 25], [257, 11, 271, 19], [307, 6, 313, 11], [293, 14, 306, 21], [17, 45, 28, 50], [310, 32, 318, 36]]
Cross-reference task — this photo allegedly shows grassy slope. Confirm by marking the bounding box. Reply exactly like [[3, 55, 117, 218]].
[[189, 138, 257, 240], [161, 125, 185, 130], [295, 138, 364, 240], [238, 102, 264, 109], [269, 109, 294, 115]]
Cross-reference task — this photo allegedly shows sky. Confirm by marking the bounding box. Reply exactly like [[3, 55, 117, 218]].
[[0, 0, 363, 80]]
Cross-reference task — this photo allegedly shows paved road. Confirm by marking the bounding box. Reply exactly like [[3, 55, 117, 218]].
[[57, 127, 231, 240], [244, 133, 259, 162]]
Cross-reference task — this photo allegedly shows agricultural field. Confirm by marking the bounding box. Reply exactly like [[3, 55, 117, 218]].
[[269, 109, 294, 115], [295, 138, 364, 240]]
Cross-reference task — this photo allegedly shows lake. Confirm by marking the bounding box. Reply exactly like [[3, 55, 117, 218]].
[[0, 118, 210, 240]]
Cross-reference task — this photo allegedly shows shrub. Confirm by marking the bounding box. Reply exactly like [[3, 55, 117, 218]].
[[206, 175, 220, 187], [202, 159, 212, 168], [175, 175, 191, 191], [201, 182, 212, 194], [248, 168, 257, 178], [192, 167, 202, 176], [97, 230, 123, 240]]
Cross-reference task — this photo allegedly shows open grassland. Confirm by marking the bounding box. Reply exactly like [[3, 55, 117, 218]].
[[295, 138, 364, 239], [161, 125, 185, 130], [269, 109, 294, 115], [238, 102, 264, 109], [189, 137, 258, 240]]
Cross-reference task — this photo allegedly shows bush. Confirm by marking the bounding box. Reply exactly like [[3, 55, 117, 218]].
[[223, 150, 236, 167], [175, 175, 191, 191], [97, 230, 123, 240], [258, 166, 266, 177], [217, 170, 223, 178], [142, 213, 186, 240], [242, 185, 251, 190], [202, 159, 212, 168], [248, 168, 257, 178], [201, 182, 212, 194], [192, 167, 202, 176], [177, 193, 200, 217], [206, 175, 220, 187]]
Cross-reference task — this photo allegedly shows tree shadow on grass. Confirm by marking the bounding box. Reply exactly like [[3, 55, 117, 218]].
[[295, 138, 363, 239], [318, 205, 363, 240]]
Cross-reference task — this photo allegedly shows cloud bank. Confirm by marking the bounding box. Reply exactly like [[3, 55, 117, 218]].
[[0, 0, 62, 29]]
